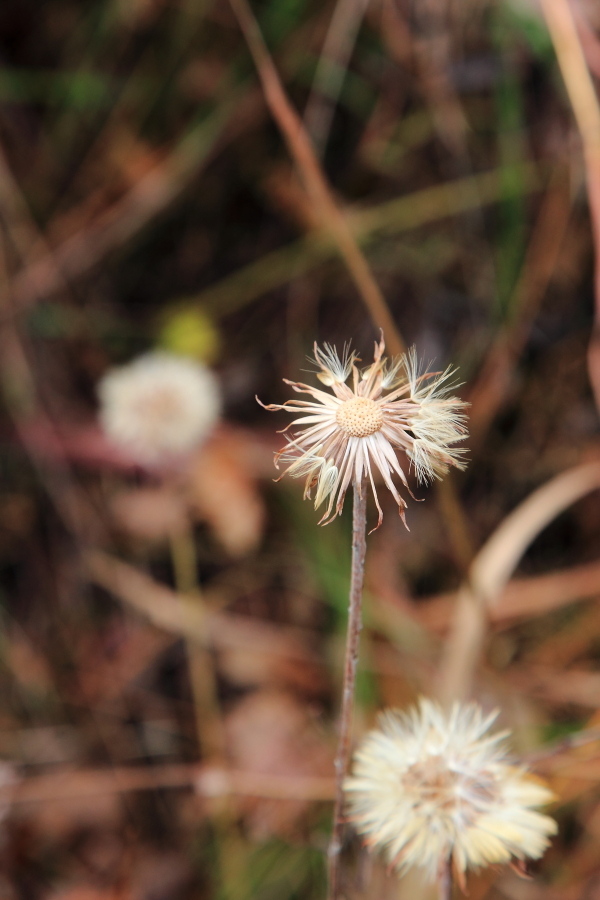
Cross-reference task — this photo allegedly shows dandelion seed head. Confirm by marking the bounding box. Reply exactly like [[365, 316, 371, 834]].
[[98, 351, 220, 465], [260, 334, 469, 527], [344, 698, 557, 883]]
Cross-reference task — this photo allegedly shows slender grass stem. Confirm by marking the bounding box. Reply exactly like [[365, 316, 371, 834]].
[[327, 480, 368, 900]]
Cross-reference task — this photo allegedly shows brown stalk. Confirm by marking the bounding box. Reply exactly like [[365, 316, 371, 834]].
[[438, 855, 453, 900], [328, 481, 368, 900], [537, 0, 600, 412], [228, 0, 404, 356]]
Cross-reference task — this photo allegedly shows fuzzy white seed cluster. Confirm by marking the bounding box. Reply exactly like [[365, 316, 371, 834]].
[[344, 698, 557, 884], [98, 351, 221, 465]]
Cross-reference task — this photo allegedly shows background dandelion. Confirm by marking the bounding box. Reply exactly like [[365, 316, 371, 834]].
[[98, 351, 221, 465]]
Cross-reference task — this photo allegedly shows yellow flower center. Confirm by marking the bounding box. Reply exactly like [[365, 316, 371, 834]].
[[336, 397, 383, 437]]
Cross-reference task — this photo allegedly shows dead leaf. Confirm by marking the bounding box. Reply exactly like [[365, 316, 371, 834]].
[[224, 690, 332, 838], [184, 427, 265, 556]]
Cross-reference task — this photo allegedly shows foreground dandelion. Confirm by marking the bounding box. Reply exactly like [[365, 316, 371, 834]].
[[345, 699, 557, 891], [260, 334, 468, 528], [98, 351, 220, 465]]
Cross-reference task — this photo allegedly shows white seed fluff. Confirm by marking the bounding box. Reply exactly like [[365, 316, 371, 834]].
[[260, 336, 468, 528], [344, 698, 557, 884], [98, 351, 220, 465]]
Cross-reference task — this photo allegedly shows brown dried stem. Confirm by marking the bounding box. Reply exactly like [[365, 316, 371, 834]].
[[438, 855, 453, 900], [538, 0, 600, 411], [328, 481, 368, 900], [228, 0, 404, 355]]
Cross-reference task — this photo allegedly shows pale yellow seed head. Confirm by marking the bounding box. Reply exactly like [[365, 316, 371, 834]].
[[335, 397, 383, 437], [403, 754, 497, 821]]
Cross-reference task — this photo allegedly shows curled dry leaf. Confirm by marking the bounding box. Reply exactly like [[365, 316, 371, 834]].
[[184, 427, 265, 557]]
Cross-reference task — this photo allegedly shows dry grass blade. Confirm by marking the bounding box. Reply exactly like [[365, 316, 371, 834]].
[[228, 0, 404, 354], [437, 462, 600, 703]]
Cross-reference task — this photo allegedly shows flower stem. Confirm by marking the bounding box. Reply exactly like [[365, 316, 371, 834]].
[[327, 480, 368, 900], [438, 856, 453, 900]]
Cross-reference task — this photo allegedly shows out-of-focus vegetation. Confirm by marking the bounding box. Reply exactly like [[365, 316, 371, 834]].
[[0, 0, 600, 897]]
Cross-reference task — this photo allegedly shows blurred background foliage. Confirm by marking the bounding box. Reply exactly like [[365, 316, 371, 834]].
[[0, 0, 599, 898]]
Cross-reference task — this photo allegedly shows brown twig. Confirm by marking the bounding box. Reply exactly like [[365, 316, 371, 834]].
[[328, 481, 368, 900], [438, 855, 453, 900], [228, 0, 404, 355], [537, 0, 600, 412]]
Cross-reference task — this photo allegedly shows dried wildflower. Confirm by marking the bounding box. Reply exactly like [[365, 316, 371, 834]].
[[344, 699, 557, 885], [259, 335, 468, 527], [98, 351, 220, 465]]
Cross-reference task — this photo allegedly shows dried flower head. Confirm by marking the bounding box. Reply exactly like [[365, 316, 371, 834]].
[[259, 335, 468, 527], [344, 699, 557, 885], [98, 351, 220, 465]]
